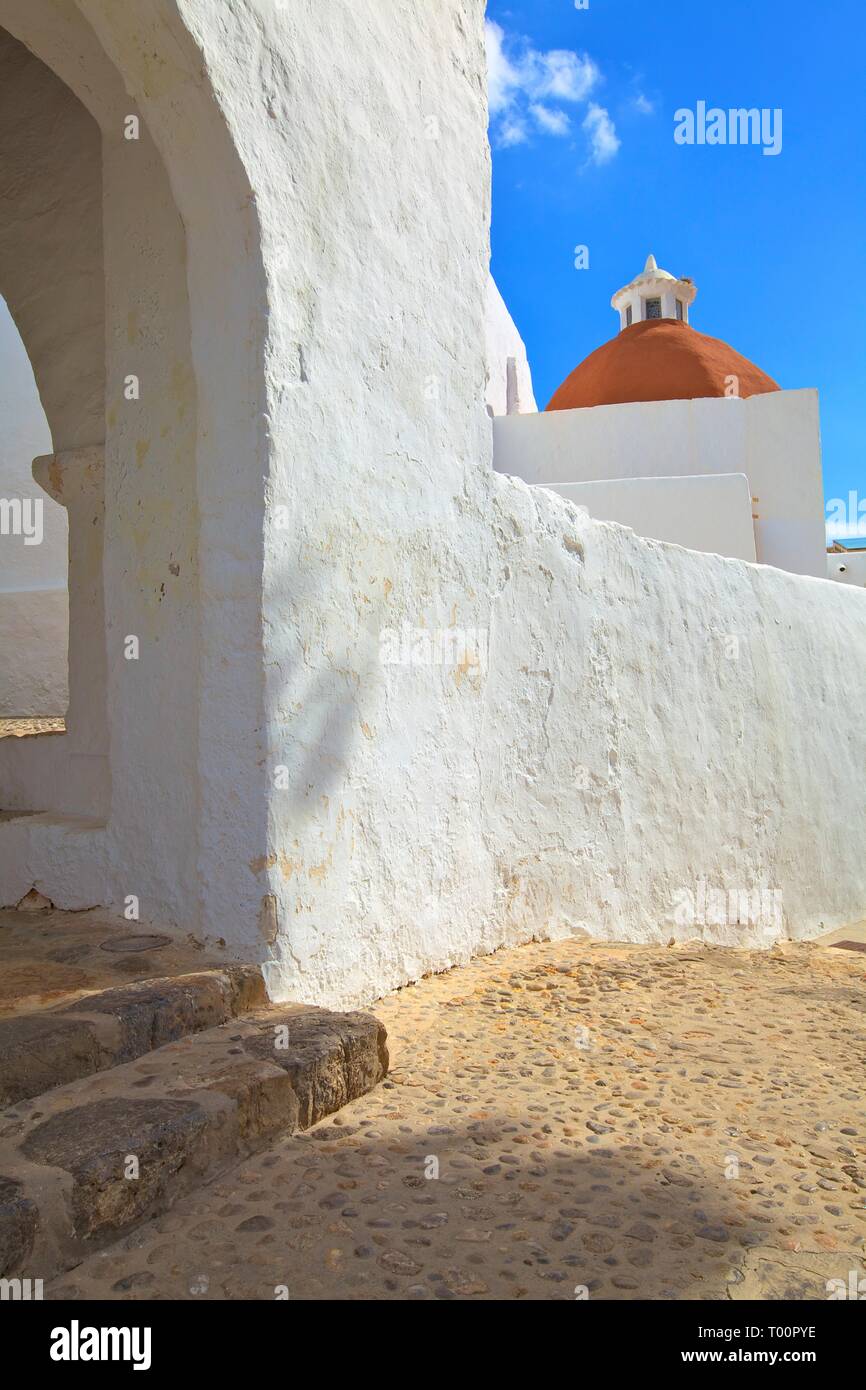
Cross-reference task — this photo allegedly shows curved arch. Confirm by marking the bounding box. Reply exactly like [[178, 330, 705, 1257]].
[[0, 0, 271, 938], [0, 25, 103, 452], [0, 292, 67, 719]]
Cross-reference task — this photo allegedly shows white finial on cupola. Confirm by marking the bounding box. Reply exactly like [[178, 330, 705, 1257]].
[[611, 254, 698, 332]]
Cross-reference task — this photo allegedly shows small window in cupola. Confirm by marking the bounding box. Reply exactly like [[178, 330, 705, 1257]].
[[645, 297, 662, 319]]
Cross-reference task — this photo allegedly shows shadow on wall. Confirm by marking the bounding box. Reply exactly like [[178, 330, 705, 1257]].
[[266, 547, 380, 816]]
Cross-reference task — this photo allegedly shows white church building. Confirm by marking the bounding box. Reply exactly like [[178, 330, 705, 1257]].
[[0, 0, 864, 1011], [490, 254, 828, 582]]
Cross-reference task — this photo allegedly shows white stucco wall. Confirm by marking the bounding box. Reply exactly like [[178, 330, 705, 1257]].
[[0, 296, 66, 715], [493, 389, 826, 579], [472, 482, 866, 959], [486, 275, 537, 416], [828, 551, 866, 587], [0, 1, 863, 1017], [546, 473, 756, 562]]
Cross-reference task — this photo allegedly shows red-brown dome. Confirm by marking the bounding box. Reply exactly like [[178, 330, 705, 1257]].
[[546, 318, 780, 411]]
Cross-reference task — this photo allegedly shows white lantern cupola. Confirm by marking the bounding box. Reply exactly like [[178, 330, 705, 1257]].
[[611, 254, 697, 332]]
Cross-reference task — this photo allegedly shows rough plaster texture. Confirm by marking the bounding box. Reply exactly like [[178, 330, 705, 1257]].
[[486, 276, 537, 416], [547, 472, 757, 563], [469, 483, 866, 959], [0, 1, 863, 1013], [494, 389, 826, 579]]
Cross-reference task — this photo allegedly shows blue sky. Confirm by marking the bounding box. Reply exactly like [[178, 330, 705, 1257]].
[[486, 0, 866, 516]]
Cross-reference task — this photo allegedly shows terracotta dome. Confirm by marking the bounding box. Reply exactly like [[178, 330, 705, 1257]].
[[546, 318, 780, 412]]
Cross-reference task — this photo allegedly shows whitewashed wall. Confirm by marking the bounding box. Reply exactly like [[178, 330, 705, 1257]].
[[471, 479, 866, 960]]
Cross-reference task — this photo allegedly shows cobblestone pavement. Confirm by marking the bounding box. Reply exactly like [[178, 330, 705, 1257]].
[[50, 937, 866, 1301]]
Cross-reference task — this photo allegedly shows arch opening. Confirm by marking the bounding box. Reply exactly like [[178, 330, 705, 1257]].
[[0, 0, 267, 943], [0, 293, 66, 727], [0, 22, 104, 760]]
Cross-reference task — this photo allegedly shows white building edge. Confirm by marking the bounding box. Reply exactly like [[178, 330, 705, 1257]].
[[0, 2, 863, 1011]]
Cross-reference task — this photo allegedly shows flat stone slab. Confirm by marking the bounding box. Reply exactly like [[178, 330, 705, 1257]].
[[0, 1004, 388, 1279], [0, 905, 245, 1019], [0, 966, 266, 1105]]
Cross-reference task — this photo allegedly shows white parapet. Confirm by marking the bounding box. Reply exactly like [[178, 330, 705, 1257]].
[[543, 472, 757, 562]]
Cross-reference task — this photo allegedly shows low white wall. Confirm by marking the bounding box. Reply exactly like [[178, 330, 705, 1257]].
[[545, 472, 756, 562], [0, 587, 67, 715], [493, 389, 826, 579], [259, 460, 866, 1009], [828, 552, 866, 587], [473, 480, 866, 965]]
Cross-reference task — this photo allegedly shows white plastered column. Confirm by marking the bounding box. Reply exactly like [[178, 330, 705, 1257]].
[[32, 447, 106, 758]]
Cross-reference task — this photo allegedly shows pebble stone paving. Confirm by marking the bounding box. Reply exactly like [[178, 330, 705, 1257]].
[[49, 936, 866, 1301]]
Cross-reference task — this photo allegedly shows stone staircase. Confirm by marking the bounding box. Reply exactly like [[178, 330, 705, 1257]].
[[0, 966, 388, 1282]]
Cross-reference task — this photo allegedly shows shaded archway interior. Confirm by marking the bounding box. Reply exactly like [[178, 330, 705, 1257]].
[[0, 25, 104, 451], [0, 25, 104, 743]]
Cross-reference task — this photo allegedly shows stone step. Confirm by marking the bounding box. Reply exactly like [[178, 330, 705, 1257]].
[[0, 966, 267, 1106], [0, 1003, 388, 1280]]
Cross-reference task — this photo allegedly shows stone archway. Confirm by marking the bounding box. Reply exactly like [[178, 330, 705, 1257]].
[[0, 0, 271, 938], [0, 295, 64, 721], [0, 23, 110, 740], [0, 21, 106, 805]]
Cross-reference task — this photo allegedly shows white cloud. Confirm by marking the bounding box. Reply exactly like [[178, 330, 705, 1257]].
[[530, 103, 571, 136], [519, 46, 599, 104], [583, 103, 620, 164], [499, 114, 530, 147], [635, 92, 655, 115], [485, 19, 601, 150], [486, 20, 521, 115]]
